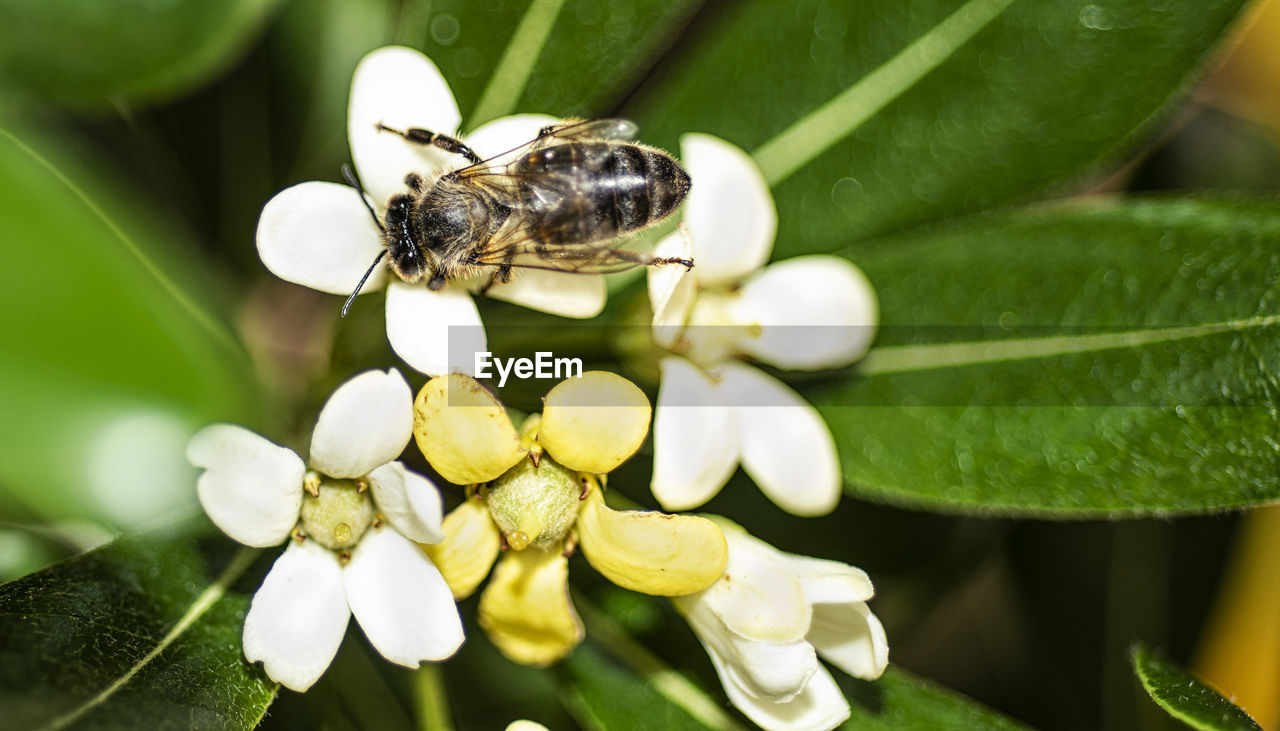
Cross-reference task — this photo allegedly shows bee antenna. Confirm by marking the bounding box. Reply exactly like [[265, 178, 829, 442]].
[[341, 164, 385, 233], [342, 250, 387, 318]]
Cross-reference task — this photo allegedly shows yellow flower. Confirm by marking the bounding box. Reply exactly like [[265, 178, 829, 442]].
[[413, 371, 728, 666]]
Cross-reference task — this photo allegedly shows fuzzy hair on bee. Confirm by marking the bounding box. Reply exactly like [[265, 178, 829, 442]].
[[340, 118, 694, 316]]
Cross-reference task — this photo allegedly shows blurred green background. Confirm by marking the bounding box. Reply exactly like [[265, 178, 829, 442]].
[[2, 0, 1280, 729]]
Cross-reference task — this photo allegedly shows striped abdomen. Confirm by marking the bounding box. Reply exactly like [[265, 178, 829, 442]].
[[511, 141, 690, 245]]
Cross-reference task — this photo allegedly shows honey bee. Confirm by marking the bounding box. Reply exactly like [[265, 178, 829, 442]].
[[341, 118, 693, 315]]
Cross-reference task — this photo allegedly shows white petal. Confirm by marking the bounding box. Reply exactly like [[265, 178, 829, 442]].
[[256, 181, 388, 296], [344, 528, 464, 665], [728, 256, 878, 370], [349, 46, 462, 205], [243, 539, 350, 692], [718, 363, 840, 516], [719, 659, 852, 731], [187, 425, 304, 547], [368, 461, 445, 544], [809, 602, 889, 681], [698, 630, 819, 704], [465, 113, 560, 163], [787, 554, 875, 605], [385, 282, 487, 376], [680, 133, 775, 287], [650, 358, 739, 512], [648, 231, 697, 347], [484, 269, 606, 318], [309, 369, 413, 479], [697, 524, 812, 642]]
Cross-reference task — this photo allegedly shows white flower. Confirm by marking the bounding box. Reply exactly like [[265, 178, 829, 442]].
[[647, 133, 878, 516], [674, 520, 888, 731], [187, 369, 462, 692], [256, 46, 606, 376]]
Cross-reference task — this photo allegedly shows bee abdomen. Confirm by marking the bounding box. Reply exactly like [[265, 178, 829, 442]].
[[517, 141, 690, 244], [637, 147, 690, 226], [599, 144, 690, 233]]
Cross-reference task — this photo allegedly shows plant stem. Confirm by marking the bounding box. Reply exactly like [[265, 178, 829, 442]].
[[413, 663, 454, 731], [575, 594, 743, 730]]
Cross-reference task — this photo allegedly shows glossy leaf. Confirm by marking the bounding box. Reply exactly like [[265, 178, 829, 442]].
[[840, 667, 1028, 730], [0, 128, 262, 527], [0, 0, 284, 107], [1131, 644, 1260, 731], [625, 0, 1247, 258], [0, 535, 276, 728], [812, 197, 1280, 516], [418, 0, 702, 127]]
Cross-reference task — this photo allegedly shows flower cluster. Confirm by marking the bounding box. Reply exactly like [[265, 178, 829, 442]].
[[193, 43, 889, 731], [414, 371, 728, 664], [189, 370, 460, 691], [647, 134, 878, 517]]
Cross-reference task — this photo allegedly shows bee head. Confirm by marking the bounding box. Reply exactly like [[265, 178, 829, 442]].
[[382, 194, 431, 282]]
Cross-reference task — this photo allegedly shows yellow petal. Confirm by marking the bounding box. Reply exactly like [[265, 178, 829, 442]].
[[421, 497, 501, 600], [414, 375, 524, 484], [576, 487, 727, 596], [537, 371, 651, 474], [478, 547, 583, 666]]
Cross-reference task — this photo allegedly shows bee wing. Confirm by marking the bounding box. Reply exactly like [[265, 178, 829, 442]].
[[470, 217, 654, 275], [448, 118, 641, 184], [537, 118, 639, 142]]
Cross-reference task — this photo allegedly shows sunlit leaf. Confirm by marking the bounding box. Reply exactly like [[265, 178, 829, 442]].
[[0, 535, 275, 728], [626, 0, 1247, 257], [1131, 644, 1260, 731], [815, 197, 1280, 516]]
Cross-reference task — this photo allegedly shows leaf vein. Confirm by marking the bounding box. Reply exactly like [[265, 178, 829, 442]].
[[37, 547, 258, 731]]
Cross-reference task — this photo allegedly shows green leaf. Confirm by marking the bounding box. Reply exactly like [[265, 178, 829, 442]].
[[0, 0, 284, 107], [560, 643, 720, 731], [1131, 644, 1260, 731], [841, 667, 1028, 730], [0, 535, 275, 729], [625, 0, 1247, 257], [814, 197, 1280, 517], [0, 127, 263, 527], [416, 0, 703, 127]]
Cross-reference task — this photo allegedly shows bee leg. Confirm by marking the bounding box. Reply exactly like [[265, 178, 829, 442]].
[[601, 247, 695, 271], [427, 272, 447, 291], [477, 265, 513, 296], [404, 173, 425, 193], [652, 255, 695, 271], [375, 123, 481, 164]]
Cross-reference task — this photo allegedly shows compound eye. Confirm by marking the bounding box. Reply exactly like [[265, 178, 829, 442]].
[[390, 248, 427, 283]]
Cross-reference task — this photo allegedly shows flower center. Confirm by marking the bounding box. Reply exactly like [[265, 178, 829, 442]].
[[299, 474, 375, 551], [485, 455, 582, 551], [679, 291, 760, 367]]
